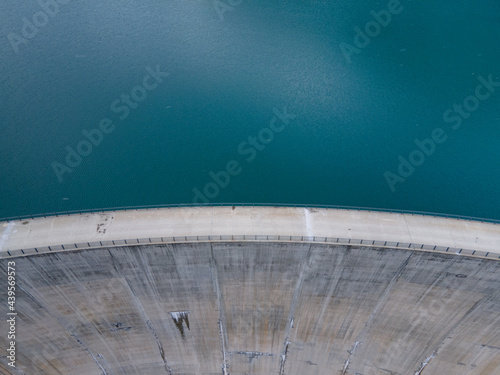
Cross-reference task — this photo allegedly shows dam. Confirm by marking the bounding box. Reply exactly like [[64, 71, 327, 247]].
[[1, 206, 500, 374]]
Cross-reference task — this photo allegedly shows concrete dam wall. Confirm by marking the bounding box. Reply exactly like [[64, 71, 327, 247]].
[[0, 207, 499, 374], [1, 242, 500, 374]]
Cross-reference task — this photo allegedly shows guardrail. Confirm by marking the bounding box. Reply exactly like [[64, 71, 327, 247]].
[[1, 203, 500, 224], [2, 234, 499, 260]]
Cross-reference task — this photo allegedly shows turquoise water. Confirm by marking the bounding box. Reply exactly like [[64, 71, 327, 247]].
[[1, 0, 499, 220]]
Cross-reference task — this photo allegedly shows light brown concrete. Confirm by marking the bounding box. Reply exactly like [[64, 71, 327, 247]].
[[1, 206, 499, 255]]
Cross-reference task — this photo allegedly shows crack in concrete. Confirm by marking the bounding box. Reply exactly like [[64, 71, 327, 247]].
[[342, 341, 361, 375], [229, 351, 274, 356], [481, 344, 500, 350], [71, 333, 108, 375], [414, 352, 436, 375], [146, 319, 173, 375], [122, 276, 173, 374], [279, 341, 290, 375]]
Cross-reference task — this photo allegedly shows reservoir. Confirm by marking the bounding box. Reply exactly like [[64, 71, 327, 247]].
[[1, 0, 499, 219]]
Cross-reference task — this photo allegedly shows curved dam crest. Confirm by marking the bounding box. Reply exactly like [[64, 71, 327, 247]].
[[1, 207, 500, 256]]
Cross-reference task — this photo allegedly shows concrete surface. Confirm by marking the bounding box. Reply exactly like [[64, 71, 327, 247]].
[[0, 207, 499, 374], [0, 242, 499, 374], [1, 207, 499, 255]]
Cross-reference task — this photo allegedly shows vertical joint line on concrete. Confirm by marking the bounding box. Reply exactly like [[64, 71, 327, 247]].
[[219, 320, 228, 375], [279, 243, 313, 375], [401, 214, 415, 247], [346, 252, 413, 359], [209, 243, 229, 375], [415, 294, 491, 375]]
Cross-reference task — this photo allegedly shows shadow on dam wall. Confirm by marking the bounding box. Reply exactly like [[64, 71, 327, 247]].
[[1, 242, 499, 374]]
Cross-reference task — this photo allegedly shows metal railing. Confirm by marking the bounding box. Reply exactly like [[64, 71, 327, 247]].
[[2, 234, 499, 260], [1, 203, 500, 224]]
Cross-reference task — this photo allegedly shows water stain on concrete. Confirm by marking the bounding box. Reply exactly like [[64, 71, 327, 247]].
[[170, 311, 190, 339]]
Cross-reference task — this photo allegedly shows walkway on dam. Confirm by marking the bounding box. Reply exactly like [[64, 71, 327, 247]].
[[1, 206, 499, 258]]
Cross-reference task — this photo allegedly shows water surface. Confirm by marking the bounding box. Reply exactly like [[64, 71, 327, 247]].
[[1, 0, 499, 219]]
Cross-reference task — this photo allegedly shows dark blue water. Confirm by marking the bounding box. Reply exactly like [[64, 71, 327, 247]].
[[1, 0, 499, 219]]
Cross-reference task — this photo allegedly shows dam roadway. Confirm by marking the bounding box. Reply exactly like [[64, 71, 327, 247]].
[[0, 206, 499, 374]]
